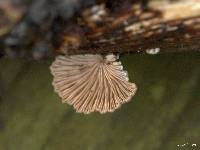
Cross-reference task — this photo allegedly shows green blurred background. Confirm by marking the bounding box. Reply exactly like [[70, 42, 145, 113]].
[[0, 53, 200, 150]]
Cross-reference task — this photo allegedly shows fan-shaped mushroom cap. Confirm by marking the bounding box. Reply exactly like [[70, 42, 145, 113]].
[[50, 54, 137, 114]]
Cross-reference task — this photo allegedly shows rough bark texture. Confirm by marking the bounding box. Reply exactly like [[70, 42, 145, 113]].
[[0, 0, 200, 58], [60, 0, 200, 55]]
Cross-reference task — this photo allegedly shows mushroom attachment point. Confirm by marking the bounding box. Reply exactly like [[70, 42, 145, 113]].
[[50, 54, 137, 114]]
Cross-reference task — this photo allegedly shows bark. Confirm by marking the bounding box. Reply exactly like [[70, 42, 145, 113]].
[[1, 0, 200, 58], [59, 0, 200, 55]]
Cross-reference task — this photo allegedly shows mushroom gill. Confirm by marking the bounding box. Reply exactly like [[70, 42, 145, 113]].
[[50, 54, 137, 114]]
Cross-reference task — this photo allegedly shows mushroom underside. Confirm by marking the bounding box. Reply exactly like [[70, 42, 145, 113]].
[[50, 54, 137, 114]]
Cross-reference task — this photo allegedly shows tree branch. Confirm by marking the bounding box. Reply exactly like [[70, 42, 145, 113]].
[[58, 0, 200, 55]]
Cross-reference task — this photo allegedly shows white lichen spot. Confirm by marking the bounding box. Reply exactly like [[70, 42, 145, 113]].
[[166, 26, 178, 32], [123, 20, 128, 26], [125, 23, 145, 35], [146, 48, 160, 55], [89, 4, 106, 22]]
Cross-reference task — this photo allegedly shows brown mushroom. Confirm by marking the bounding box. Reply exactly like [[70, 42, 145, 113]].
[[50, 54, 137, 114]]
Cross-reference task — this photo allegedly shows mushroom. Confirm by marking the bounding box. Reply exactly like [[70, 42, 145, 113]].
[[50, 54, 137, 114]]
